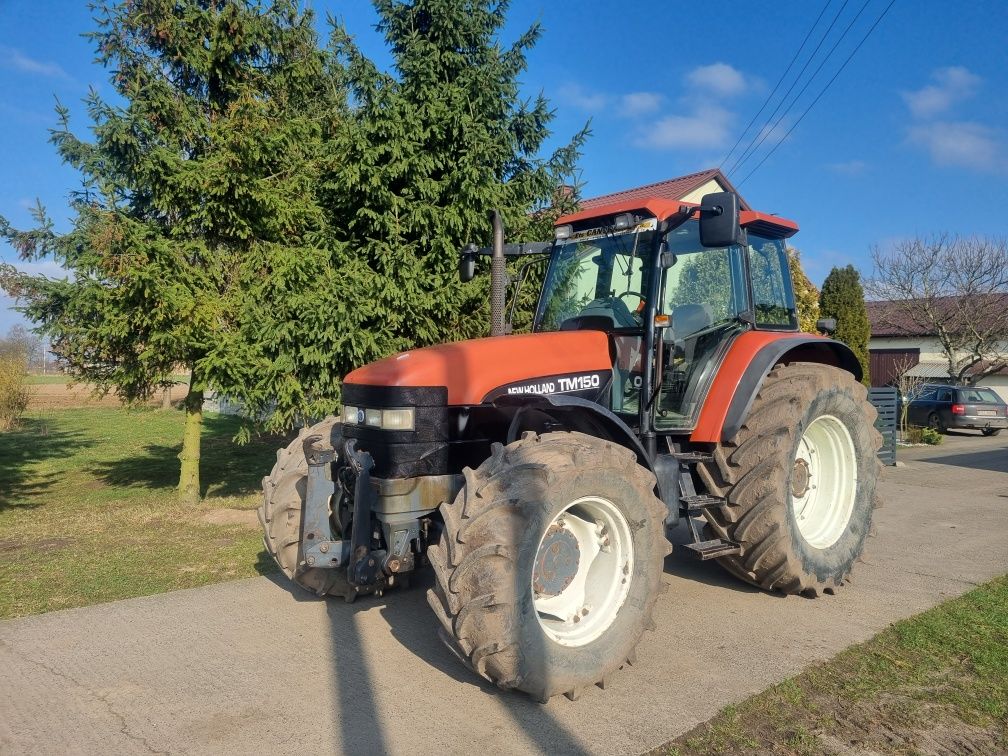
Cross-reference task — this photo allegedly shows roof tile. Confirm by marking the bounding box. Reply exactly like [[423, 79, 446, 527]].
[[580, 168, 750, 210]]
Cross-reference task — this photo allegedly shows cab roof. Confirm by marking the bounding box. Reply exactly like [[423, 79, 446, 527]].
[[556, 196, 799, 239]]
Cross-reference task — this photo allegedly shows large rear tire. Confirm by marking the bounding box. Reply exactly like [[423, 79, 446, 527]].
[[427, 431, 669, 702], [696, 363, 882, 595], [259, 417, 352, 598]]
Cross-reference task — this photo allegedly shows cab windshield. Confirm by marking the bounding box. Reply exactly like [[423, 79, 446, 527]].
[[535, 229, 654, 332]]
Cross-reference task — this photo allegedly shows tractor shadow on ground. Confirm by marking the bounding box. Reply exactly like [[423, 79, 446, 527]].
[[259, 523, 771, 754], [0, 416, 91, 512], [263, 569, 593, 754], [661, 520, 773, 596], [90, 413, 288, 498]]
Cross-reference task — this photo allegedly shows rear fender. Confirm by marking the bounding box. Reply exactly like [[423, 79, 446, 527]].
[[691, 335, 862, 444]]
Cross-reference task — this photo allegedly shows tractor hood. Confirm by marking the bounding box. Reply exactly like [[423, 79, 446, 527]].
[[343, 330, 612, 406]]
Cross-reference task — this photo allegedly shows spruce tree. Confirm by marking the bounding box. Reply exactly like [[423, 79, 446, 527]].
[[819, 265, 871, 384], [322, 0, 587, 359], [787, 247, 820, 333], [0, 0, 338, 502]]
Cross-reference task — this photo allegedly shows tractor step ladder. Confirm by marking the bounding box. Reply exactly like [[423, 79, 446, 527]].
[[673, 449, 743, 561]]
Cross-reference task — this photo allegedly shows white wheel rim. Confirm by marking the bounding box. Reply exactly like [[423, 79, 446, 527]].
[[791, 414, 858, 549], [531, 496, 634, 647]]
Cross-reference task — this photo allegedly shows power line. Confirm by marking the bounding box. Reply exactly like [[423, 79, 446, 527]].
[[737, 0, 898, 188], [719, 0, 832, 170], [726, 0, 851, 177], [731, 0, 874, 178]]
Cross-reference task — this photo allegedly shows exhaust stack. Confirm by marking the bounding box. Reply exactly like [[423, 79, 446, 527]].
[[490, 209, 507, 337]]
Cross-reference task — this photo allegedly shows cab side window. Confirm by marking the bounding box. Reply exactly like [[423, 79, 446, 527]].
[[748, 236, 798, 329]]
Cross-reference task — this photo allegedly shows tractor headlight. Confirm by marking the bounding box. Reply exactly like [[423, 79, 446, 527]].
[[342, 405, 415, 431], [380, 407, 415, 431]]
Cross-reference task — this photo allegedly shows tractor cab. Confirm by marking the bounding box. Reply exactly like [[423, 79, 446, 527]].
[[525, 193, 800, 433]]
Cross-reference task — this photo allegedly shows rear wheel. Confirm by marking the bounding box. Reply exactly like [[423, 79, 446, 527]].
[[427, 431, 669, 701], [696, 362, 882, 595], [982, 428, 1001, 437], [259, 417, 352, 598], [928, 412, 945, 433]]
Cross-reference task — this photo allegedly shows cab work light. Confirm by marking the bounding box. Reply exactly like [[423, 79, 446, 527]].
[[554, 224, 573, 240], [613, 212, 635, 230]]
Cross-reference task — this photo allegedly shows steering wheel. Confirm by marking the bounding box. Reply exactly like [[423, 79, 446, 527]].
[[579, 295, 638, 328], [615, 289, 646, 314]]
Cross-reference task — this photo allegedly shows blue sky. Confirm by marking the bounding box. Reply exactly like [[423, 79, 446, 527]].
[[2, 0, 1007, 332]]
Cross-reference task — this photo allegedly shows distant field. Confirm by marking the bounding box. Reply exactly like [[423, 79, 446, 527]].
[[27, 374, 190, 385], [25, 378, 189, 410], [0, 407, 286, 618]]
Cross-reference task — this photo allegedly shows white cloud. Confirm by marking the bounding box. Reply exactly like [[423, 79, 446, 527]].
[[825, 159, 868, 176], [557, 83, 609, 111], [0, 45, 71, 81], [635, 104, 733, 150], [560, 62, 755, 153], [908, 121, 1007, 173], [901, 67, 980, 119], [619, 92, 664, 116], [686, 63, 748, 97]]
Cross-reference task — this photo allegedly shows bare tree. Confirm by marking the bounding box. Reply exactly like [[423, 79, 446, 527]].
[[0, 325, 46, 373], [867, 235, 1008, 383], [891, 355, 927, 438]]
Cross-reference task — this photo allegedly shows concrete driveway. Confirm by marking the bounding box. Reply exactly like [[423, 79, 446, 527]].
[[2, 433, 1005, 755]]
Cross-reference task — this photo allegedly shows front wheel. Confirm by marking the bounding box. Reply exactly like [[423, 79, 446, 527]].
[[258, 417, 352, 598], [426, 431, 669, 702], [697, 362, 882, 595]]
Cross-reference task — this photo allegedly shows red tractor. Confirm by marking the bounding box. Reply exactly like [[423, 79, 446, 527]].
[[260, 191, 881, 702]]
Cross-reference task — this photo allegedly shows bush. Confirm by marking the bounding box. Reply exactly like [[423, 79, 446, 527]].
[[904, 425, 943, 445], [0, 355, 29, 430]]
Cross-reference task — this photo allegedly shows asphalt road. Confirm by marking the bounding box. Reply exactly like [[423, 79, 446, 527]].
[[2, 432, 1006, 755]]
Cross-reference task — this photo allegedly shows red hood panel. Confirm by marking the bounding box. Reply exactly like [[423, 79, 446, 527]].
[[344, 331, 612, 405]]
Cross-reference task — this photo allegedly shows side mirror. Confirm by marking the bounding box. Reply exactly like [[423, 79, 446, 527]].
[[816, 317, 837, 334], [698, 191, 743, 248], [459, 244, 476, 283]]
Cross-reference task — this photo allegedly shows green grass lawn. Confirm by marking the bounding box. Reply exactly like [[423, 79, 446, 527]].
[[0, 407, 285, 618], [25, 374, 74, 385], [659, 575, 1008, 755]]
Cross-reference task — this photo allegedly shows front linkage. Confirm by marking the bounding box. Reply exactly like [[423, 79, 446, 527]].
[[300, 434, 427, 601]]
